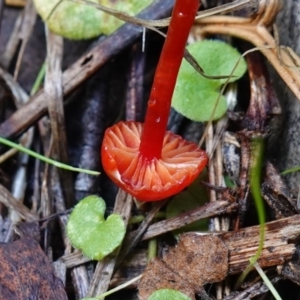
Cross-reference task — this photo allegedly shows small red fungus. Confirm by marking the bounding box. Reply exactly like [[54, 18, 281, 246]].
[[101, 0, 208, 201]]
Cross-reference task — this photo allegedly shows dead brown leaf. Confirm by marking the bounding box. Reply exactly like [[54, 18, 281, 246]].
[[138, 234, 228, 300]]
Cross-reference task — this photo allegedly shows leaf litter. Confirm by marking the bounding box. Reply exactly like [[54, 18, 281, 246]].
[[0, 0, 299, 299]]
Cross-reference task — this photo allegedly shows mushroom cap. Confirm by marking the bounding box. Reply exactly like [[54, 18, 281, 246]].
[[101, 121, 208, 202]]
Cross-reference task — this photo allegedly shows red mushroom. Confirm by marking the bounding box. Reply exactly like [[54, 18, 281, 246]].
[[101, 0, 208, 201]]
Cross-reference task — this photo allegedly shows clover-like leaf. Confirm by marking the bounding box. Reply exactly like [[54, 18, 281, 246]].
[[67, 195, 126, 260], [172, 40, 247, 121], [33, 0, 153, 39], [166, 171, 209, 236], [148, 289, 192, 300]]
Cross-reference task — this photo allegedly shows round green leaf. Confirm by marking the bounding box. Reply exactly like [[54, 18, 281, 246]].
[[148, 289, 192, 300], [33, 0, 103, 39], [33, 0, 153, 39], [98, 0, 153, 35], [172, 40, 247, 122], [173, 84, 228, 122], [186, 40, 247, 85], [67, 195, 126, 260]]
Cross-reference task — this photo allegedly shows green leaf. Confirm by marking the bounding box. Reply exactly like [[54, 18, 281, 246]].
[[67, 195, 126, 260], [148, 289, 192, 300], [33, 0, 153, 39], [172, 40, 247, 121], [166, 171, 209, 236]]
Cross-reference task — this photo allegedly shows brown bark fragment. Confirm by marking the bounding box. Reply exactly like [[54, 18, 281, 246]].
[[0, 236, 67, 300]]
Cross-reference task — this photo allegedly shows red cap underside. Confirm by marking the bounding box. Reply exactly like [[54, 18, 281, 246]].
[[101, 121, 208, 201]]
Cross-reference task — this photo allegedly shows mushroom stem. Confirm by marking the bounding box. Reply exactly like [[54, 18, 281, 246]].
[[139, 0, 199, 160]]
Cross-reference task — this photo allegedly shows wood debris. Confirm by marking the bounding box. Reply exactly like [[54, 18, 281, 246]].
[[139, 215, 300, 299], [0, 222, 67, 300]]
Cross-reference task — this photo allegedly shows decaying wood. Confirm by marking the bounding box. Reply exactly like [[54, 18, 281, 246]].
[[139, 215, 300, 300], [222, 215, 299, 274], [59, 212, 300, 292], [0, 232, 68, 300], [280, 244, 300, 286], [262, 161, 298, 219], [139, 200, 237, 241], [60, 200, 238, 270], [0, 0, 175, 140], [223, 276, 281, 300], [139, 215, 299, 289]]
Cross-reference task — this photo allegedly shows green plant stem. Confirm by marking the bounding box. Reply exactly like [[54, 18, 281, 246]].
[[92, 274, 142, 299], [281, 166, 300, 175], [0, 137, 100, 175], [236, 136, 265, 287], [253, 262, 282, 300], [148, 238, 158, 261], [250, 137, 265, 259], [30, 62, 46, 96], [128, 212, 165, 224]]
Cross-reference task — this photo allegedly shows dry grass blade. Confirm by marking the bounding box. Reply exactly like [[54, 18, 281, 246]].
[[0, 184, 37, 222], [13, 0, 37, 80], [44, 28, 90, 297], [0, 66, 32, 163], [1, 10, 23, 67], [44, 28, 74, 208], [0, 65, 28, 105], [44, 29, 64, 161]]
